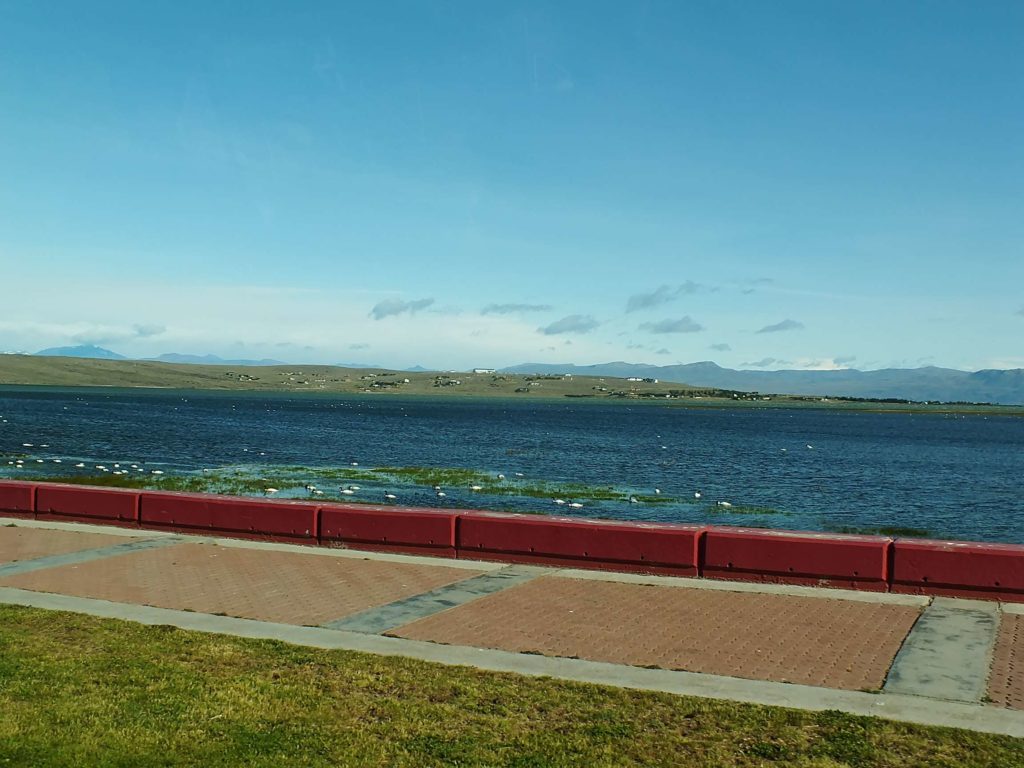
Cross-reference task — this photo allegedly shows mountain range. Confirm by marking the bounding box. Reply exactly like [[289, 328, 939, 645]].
[[501, 361, 1024, 405], [32, 346, 284, 367]]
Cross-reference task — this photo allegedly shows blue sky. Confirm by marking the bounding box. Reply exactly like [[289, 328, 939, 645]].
[[2, 1, 1022, 370]]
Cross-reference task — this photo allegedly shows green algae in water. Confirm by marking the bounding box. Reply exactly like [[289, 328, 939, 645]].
[[829, 525, 931, 538], [15, 462, 689, 507], [707, 504, 791, 516]]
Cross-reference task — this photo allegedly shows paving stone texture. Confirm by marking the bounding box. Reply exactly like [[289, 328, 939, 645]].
[[0, 542, 485, 626], [392, 575, 922, 691], [0, 526, 129, 564], [990, 613, 1024, 710]]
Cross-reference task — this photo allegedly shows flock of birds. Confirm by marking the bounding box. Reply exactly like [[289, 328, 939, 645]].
[[4, 421, 818, 512], [5, 442, 165, 476], [256, 468, 735, 511]]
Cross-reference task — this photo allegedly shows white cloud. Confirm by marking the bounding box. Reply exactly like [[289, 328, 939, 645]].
[[481, 303, 553, 315], [539, 315, 600, 335], [756, 319, 804, 334], [625, 282, 708, 313], [369, 297, 435, 320], [638, 316, 704, 334]]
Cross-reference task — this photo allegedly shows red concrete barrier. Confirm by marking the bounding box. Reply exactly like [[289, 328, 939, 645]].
[[319, 504, 457, 557], [891, 539, 1024, 602], [702, 527, 891, 590], [0, 481, 34, 518], [456, 512, 704, 575], [140, 491, 317, 542], [35, 483, 139, 526]]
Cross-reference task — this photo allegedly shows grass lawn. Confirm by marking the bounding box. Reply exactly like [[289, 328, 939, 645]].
[[0, 605, 1020, 767]]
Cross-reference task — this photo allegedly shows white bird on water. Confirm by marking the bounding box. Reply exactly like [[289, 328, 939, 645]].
[[716, 501, 733, 508], [654, 488, 661, 495], [75, 463, 85, 468], [470, 485, 483, 491], [436, 491, 446, 498], [264, 488, 279, 495], [628, 496, 639, 504], [340, 488, 355, 495], [568, 502, 584, 509], [496, 473, 505, 480], [151, 470, 164, 475], [384, 493, 397, 501], [694, 491, 702, 499], [553, 498, 566, 505]]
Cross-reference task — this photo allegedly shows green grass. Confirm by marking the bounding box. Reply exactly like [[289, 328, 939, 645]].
[[0, 605, 1020, 767]]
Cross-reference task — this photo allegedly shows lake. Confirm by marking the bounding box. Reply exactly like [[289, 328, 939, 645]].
[[1, 386, 1022, 543]]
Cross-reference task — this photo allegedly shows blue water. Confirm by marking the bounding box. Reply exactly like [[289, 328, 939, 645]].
[[1, 387, 1022, 543]]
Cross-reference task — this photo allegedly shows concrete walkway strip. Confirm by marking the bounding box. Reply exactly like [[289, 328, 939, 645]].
[[884, 597, 1000, 703], [207, 536, 502, 571], [0, 536, 183, 578], [1, 516, 174, 538], [323, 565, 547, 633], [0, 586, 1021, 738]]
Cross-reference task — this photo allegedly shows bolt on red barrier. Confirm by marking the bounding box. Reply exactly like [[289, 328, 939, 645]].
[[891, 539, 1024, 602], [35, 483, 139, 526], [0, 481, 35, 518], [702, 527, 891, 591], [319, 503, 458, 557], [456, 511, 704, 575], [140, 491, 317, 542]]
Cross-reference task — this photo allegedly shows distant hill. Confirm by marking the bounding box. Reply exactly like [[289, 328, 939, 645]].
[[149, 353, 286, 366], [31, 347, 284, 366], [34, 345, 126, 360], [502, 361, 1024, 405], [334, 361, 384, 370]]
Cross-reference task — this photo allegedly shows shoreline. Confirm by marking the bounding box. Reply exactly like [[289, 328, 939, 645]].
[[1, 382, 1022, 417]]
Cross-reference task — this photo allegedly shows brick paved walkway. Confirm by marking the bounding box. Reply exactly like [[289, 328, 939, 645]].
[[1, 518, 1022, 734], [0, 540, 485, 626], [0, 526, 129, 564], [390, 575, 920, 690], [991, 613, 1024, 710]]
